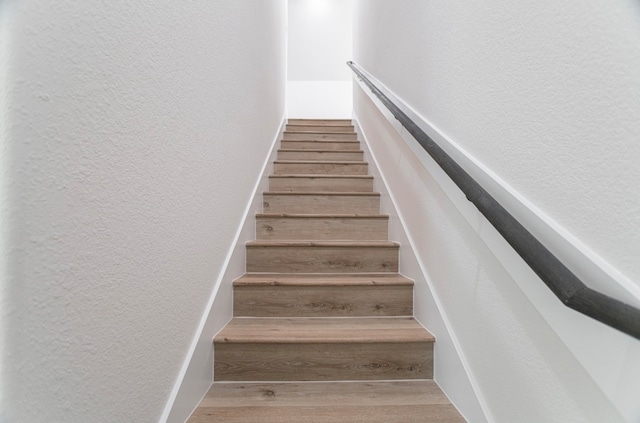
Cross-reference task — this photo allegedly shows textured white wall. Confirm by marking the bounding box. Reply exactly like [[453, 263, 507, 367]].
[[287, 0, 353, 117], [0, 1, 286, 422], [353, 1, 640, 422]]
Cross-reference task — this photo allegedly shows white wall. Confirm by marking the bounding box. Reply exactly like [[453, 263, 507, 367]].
[[287, 0, 353, 117], [353, 1, 640, 422], [0, 1, 286, 422]]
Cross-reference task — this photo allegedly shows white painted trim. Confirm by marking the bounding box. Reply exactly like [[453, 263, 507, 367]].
[[353, 71, 640, 421], [159, 115, 286, 423], [353, 117, 492, 423], [351, 64, 640, 309]]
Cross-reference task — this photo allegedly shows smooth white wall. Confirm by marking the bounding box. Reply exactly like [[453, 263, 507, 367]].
[[287, 0, 353, 117], [0, 1, 286, 422], [353, 1, 640, 422]]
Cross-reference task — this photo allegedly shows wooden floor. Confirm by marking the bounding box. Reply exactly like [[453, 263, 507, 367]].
[[188, 381, 465, 423], [186, 119, 466, 422]]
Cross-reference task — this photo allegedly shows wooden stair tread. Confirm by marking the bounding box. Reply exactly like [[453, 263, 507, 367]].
[[278, 150, 363, 161], [286, 131, 356, 135], [265, 191, 379, 196], [274, 160, 368, 164], [280, 141, 361, 151], [286, 124, 355, 128], [270, 174, 373, 179], [215, 317, 434, 344], [234, 273, 413, 286], [262, 192, 381, 214], [287, 123, 354, 127], [287, 123, 355, 128], [247, 240, 398, 247], [274, 161, 369, 176], [284, 131, 355, 135], [281, 143, 359, 149], [233, 273, 413, 317], [278, 148, 364, 153], [283, 135, 357, 141], [256, 213, 388, 218], [288, 119, 352, 124], [270, 175, 374, 192], [193, 116, 464, 419], [281, 139, 357, 142], [187, 381, 465, 423], [199, 380, 450, 406], [188, 405, 462, 423]]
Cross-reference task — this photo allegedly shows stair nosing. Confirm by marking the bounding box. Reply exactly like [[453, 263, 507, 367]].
[[280, 142, 360, 144], [214, 317, 434, 344], [264, 191, 380, 196], [269, 175, 373, 179], [274, 160, 368, 164], [284, 131, 355, 135], [286, 123, 355, 126], [278, 148, 364, 153], [246, 240, 399, 247], [234, 273, 413, 287], [288, 119, 352, 122], [256, 213, 388, 218]]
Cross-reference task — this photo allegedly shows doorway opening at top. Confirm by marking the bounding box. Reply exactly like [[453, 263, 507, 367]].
[[287, 0, 354, 118]]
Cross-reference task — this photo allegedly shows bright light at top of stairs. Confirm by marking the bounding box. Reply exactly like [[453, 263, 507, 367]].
[[307, 0, 329, 16]]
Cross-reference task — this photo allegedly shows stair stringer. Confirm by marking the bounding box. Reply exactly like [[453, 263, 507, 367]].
[[353, 116, 490, 423], [159, 116, 286, 423]]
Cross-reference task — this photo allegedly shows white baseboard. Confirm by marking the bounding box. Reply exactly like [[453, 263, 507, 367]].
[[352, 65, 640, 421], [353, 116, 491, 423], [159, 116, 286, 423]]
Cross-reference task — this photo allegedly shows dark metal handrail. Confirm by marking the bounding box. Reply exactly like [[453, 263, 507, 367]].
[[348, 60, 640, 340]]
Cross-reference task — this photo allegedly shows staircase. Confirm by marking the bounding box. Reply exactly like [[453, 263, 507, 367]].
[[186, 119, 465, 422]]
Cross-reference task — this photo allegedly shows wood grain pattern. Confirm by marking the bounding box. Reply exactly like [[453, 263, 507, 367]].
[[288, 118, 352, 126], [256, 214, 388, 240], [215, 317, 433, 343], [277, 149, 363, 161], [273, 160, 368, 175], [280, 140, 360, 150], [188, 404, 464, 423], [283, 132, 358, 141], [187, 381, 465, 423], [262, 192, 380, 214], [234, 283, 412, 316], [233, 273, 415, 286], [198, 380, 452, 407], [269, 175, 374, 192], [215, 341, 432, 381], [245, 241, 399, 273], [285, 124, 355, 133], [188, 119, 466, 422]]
